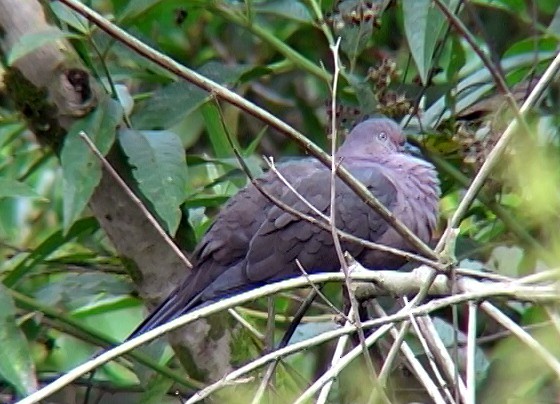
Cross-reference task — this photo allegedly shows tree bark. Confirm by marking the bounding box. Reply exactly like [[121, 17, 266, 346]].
[[0, 0, 236, 384]]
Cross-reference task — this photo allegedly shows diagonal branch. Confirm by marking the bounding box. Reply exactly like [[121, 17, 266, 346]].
[[56, 0, 437, 261]]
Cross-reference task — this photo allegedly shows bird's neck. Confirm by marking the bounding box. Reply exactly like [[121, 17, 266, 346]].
[[343, 152, 440, 242]]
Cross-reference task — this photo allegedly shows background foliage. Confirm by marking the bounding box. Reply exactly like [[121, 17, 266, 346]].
[[1, 0, 560, 402]]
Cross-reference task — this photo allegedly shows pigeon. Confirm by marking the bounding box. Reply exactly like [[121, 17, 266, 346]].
[[131, 118, 440, 336]]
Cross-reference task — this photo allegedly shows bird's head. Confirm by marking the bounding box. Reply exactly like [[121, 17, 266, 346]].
[[336, 118, 406, 159]]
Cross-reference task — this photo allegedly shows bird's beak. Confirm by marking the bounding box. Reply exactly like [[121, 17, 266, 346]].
[[403, 142, 420, 155]]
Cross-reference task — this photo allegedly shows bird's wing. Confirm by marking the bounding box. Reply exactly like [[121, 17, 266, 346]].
[[128, 160, 321, 336], [193, 165, 399, 303], [243, 166, 398, 282]]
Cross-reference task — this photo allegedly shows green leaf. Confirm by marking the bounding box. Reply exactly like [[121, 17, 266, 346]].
[[7, 28, 80, 65], [339, 24, 374, 61], [50, 1, 90, 34], [132, 82, 207, 130], [3, 217, 99, 287], [0, 285, 37, 397], [61, 97, 122, 232], [0, 178, 45, 200], [0, 123, 25, 148], [140, 373, 175, 404], [253, 0, 313, 24], [118, 129, 187, 235], [471, 0, 526, 13], [200, 102, 233, 158], [119, 0, 166, 22], [131, 62, 252, 130], [402, 0, 459, 85]]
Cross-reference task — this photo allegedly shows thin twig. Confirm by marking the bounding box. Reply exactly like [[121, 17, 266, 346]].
[[251, 288, 319, 404], [295, 260, 348, 320], [481, 301, 560, 379], [293, 325, 393, 404], [372, 302, 447, 404], [264, 157, 328, 220], [181, 273, 558, 403], [316, 308, 352, 404], [408, 314, 457, 402], [416, 316, 468, 402], [328, 36, 377, 383], [57, 0, 437, 261], [228, 309, 264, 341], [78, 132, 191, 269]]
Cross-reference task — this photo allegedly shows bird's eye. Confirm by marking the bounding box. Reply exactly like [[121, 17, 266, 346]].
[[378, 131, 387, 141]]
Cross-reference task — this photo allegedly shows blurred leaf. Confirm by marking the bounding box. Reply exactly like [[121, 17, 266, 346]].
[[253, 0, 313, 24], [239, 66, 274, 83], [119, 129, 187, 235], [486, 245, 524, 277], [35, 272, 133, 310], [183, 195, 230, 209], [198, 61, 253, 83], [0, 284, 37, 396], [3, 217, 99, 287], [132, 61, 252, 130], [288, 321, 339, 345], [339, 24, 374, 61], [548, 6, 560, 35], [471, 0, 527, 13], [0, 178, 45, 200], [0, 123, 25, 148], [402, 0, 459, 85], [131, 82, 206, 130], [115, 84, 135, 118], [140, 373, 175, 404], [119, 0, 177, 22], [446, 36, 466, 81], [61, 97, 122, 232], [50, 1, 90, 33], [201, 102, 233, 158], [504, 36, 558, 58], [7, 28, 80, 65]]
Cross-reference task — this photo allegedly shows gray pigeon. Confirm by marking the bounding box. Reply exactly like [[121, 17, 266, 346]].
[[132, 118, 440, 335]]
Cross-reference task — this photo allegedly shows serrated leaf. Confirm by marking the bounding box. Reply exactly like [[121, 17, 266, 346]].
[[119, 129, 187, 234], [402, 0, 459, 85], [61, 97, 122, 232], [0, 178, 45, 200], [7, 28, 80, 65], [0, 285, 37, 396]]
